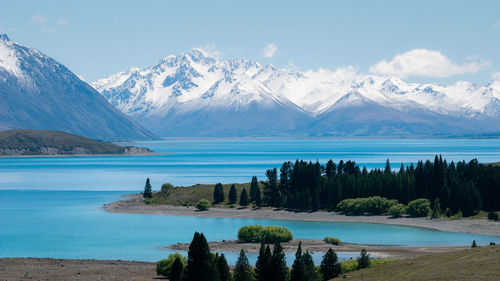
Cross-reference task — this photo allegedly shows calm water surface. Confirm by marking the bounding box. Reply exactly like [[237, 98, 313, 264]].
[[1, 139, 500, 263], [1, 139, 499, 190]]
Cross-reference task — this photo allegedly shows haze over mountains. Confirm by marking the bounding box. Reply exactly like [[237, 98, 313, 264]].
[[0, 34, 156, 141], [93, 49, 500, 138]]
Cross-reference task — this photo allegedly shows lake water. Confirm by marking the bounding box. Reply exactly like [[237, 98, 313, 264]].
[[1, 139, 500, 263], [1, 139, 500, 190]]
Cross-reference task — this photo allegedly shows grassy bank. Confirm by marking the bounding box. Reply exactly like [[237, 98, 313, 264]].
[[333, 244, 500, 281], [148, 182, 259, 206]]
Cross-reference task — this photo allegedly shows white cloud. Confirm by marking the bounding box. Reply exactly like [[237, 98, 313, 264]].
[[262, 43, 278, 58], [369, 49, 490, 79], [57, 19, 69, 27], [31, 14, 48, 25]]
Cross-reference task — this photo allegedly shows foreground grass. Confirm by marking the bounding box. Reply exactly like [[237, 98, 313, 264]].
[[148, 182, 257, 206], [333, 245, 500, 281]]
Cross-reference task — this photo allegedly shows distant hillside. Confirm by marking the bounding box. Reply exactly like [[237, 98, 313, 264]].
[[491, 162, 500, 167], [0, 130, 153, 156]]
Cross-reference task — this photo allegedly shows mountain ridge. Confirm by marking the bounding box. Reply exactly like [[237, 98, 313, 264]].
[[92, 49, 500, 137], [0, 34, 157, 141]]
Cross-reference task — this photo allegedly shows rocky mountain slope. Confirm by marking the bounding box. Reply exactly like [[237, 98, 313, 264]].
[[0, 34, 156, 141]]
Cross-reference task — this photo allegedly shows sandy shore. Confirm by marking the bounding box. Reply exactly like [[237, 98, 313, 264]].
[[0, 258, 156, 281], [167, 239, 467, 259], [105, 194, 500, 236]]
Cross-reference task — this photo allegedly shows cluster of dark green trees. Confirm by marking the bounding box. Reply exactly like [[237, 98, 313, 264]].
[[258, 156, 500, 217], [171, 232, 345, 281], [215, 176, 262, 207]]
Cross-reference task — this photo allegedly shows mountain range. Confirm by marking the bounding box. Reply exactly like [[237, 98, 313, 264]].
[[0, 34, 156, 141], [93, 49, 500, 137]]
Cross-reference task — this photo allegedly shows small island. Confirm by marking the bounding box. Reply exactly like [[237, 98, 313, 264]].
[[0, 129, 154, 156]]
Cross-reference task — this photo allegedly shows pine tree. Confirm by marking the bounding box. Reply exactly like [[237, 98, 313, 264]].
[[240, 188, 249, 207], [255, 243, 272, 281], [233, 249, 253, 281], [213, 183, 225, 204], [143, 178, 152, 199], [250, 176, 262, 206], [228, 184, 237, 205], [471, 240, 478, 248], [184, 232, 218, 281], [320, 248, 340, 281], [303, 251, 320, 281], [357, 248, 370, 269], [264, 168, 279, 206], [269, 242, 287, 281], [218, 253, 231, 281], [170, 256, 184, 281], [290, 242, 305, 281]]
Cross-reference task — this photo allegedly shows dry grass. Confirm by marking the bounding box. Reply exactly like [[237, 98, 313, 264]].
[[150, 182, 260, 206], [333, 245, 500, 281]]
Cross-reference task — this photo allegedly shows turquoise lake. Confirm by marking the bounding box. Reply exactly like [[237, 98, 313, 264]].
[[1, 139, 500, 263]]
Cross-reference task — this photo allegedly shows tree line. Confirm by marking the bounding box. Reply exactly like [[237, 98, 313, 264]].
[[257, 156, 500, 217], [157, 232, 368, 281]]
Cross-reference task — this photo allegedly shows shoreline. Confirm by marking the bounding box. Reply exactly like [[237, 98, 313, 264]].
[[0, 152, 162, 158], [166, 239, 468, 259], [105, 194, 500, 236]]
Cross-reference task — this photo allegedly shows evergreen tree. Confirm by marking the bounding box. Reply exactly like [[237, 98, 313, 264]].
[[471, 240, 478, 248], [303, 251, 320, 281], [218, 253, 231, 281], [213, 183, 225, 204], [269, 242, 287, 281], [255, 243, 272, 281], [143, 178, 152, 199], [250, 176, 262, 206], [233, 249, 253, 281], [264, 168, 280, 206], [240, 188, 249, 207], [228, 184, 237, 205], [184, 232, 218, 281], [432, 198, 442, 218], [170, 256, 184, 281], [290, 242, 305, 281], [320, 248, 340, 281], [357, 248, 370, 269]]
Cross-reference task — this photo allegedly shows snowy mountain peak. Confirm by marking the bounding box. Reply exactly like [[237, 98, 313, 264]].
[[0, 34, 10, 41], [92, 50, 500, 137]]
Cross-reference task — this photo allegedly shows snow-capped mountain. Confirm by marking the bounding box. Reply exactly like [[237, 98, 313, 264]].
[[93, 49, 500, 137], [0, 34, 156, 141]]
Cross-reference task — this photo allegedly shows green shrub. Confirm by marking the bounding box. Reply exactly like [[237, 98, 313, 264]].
[[156, 253, 187, 277], [237, 225, 293, 243], [471, 240, 478, 248], [339, 258, 397, 274], [488, 211, 499, 221], [195, 199, 211, 211], [445, 208, 452, 218], [161, 182, 174, 191], [387, 203, 406, 218], [144, 198, 153, 205], [335, 196, 398, 215], [406, 198, 431, 217], [324, 237, 341, 245]]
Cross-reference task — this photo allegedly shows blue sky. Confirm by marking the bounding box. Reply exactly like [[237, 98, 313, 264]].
[[1, 0, 499, 84]]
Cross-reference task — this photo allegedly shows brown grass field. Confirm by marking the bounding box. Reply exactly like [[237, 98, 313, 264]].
[[333, 244, 500, 281]]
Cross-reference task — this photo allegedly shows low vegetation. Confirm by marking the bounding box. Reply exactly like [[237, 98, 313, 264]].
[[335, 196, 398, 215], [146, 182, 256, 206], [333, 244, 500, 280], [156, 253, 187, 278], [237, 225, 293, 243], [0, 129, 152, 155], [196, 199, 211, 211], [323, 237, 341, 245]]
